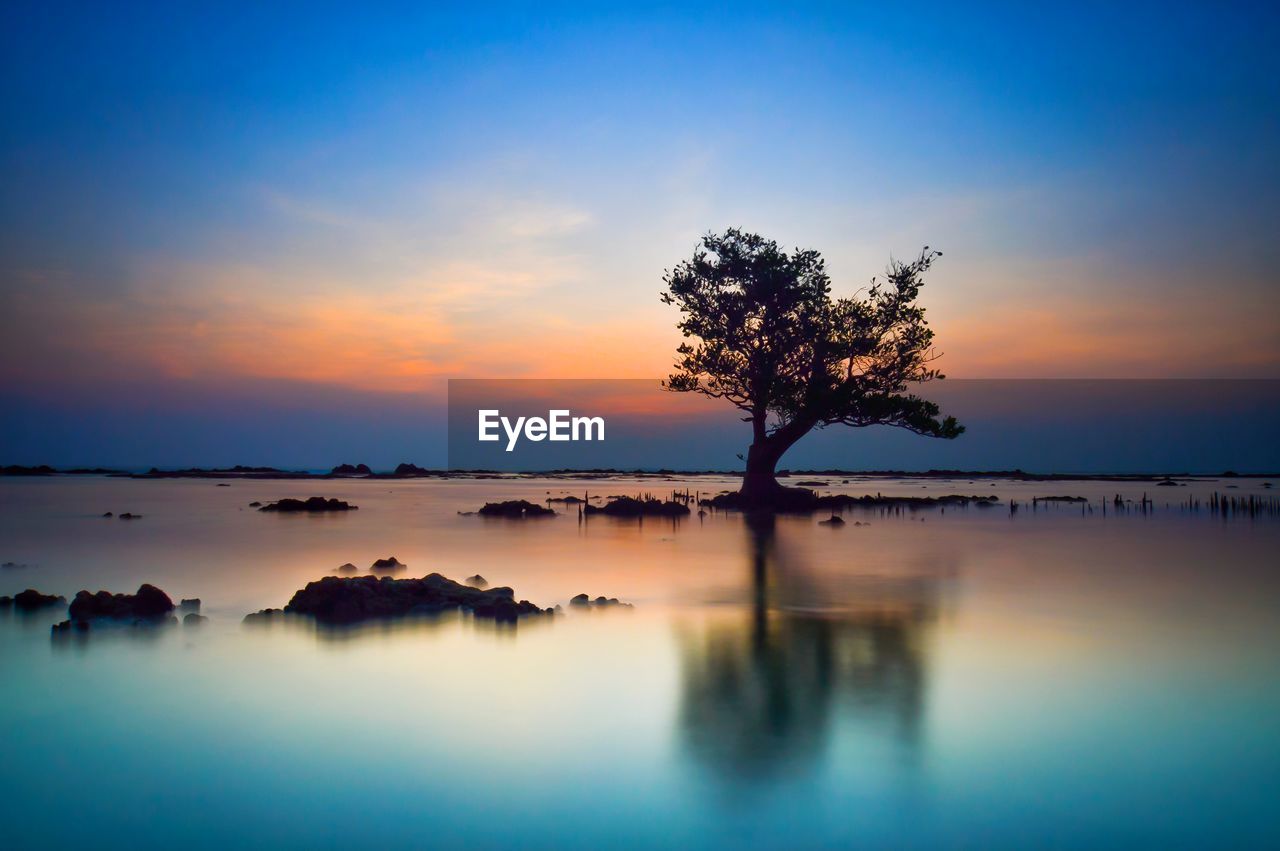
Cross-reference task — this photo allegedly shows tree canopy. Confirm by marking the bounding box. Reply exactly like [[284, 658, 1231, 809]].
[[662, 228, 961, 502]]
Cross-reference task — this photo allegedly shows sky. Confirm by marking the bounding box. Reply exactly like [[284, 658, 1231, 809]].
[[2, 1, 1278, 468]]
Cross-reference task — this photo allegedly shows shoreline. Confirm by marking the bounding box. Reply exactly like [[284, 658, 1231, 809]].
[[2, 464, 1277, 482]]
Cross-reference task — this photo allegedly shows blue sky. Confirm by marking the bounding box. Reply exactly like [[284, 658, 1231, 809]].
[[2, 1, 1278, 467]]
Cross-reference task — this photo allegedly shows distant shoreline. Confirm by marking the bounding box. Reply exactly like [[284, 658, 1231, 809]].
[[2, 464, 1276, 482]]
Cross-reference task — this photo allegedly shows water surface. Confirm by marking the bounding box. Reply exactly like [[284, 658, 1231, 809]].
[[1, 476, 1277, 848]]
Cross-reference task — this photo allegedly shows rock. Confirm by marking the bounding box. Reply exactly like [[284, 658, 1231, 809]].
[[1, 561, 29, 570], [183, 612, 208, 626], [13, 589, 66, 610], [548, 495, 586, 503], [0, 596, 11, 607], [102, 511, 114, 517], [270, 574, 548, 625], [67, 583, 175, 623], [51, 619, 89, 634], [216, 483, 231, 487], [476, 500, 556, 518], [249, 501, 262, 507], [118, 512, 142, 519], [703, 491, 1001, 513], [179, 598, 201, 612], [242, 608, 285, 624], [818, 514, 845, 525], [570, 593, 632, 609], [465, 574, 488, 588], [370, 556, 406, 570], [336, 562, 358, 573], [330, 463, 373, 476], [584, 497, 689, 518], [393, 462, 431, 476], [259, 497, 357, 513], [795, 480, 829, 487]]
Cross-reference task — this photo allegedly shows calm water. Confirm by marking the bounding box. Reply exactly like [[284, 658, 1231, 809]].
[[1, 476, 1278, 849]]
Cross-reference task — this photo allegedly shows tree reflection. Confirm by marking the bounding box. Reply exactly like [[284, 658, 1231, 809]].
[[677, 514, 939, 782]]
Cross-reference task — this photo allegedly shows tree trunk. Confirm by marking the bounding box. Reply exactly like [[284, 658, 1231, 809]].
[[740, 441, 787, 503], [737, 419, 816, 508]]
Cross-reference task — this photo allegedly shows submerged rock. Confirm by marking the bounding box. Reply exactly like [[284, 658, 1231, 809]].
[[818, 514, 845, 525], [67, 584, 175, 623], [259, 497, 357, 513], [183, 612, 208, 626], [242, 608, 285, 625], [13, 589, 66, 610], [584, 497, 689, 518], [118, 512, 142, 519], [254, 574, 550, 625], [569, 593, 632, 609], [370, 556, 406, 570], [477, 500, 556, 518], [702, 490, 1000, 513]]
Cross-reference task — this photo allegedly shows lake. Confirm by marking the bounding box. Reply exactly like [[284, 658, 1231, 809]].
[[1, 475, 1277, 849]]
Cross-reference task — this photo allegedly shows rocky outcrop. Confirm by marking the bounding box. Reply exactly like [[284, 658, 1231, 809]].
[[246, 574, 551, 625], [259, 497, 357, 513], [67, 584, 175, 622], [702, 490, 1000, 513], [13, 589, 66, 610], [569, 593, 632, 608], [183, 613, 207, 626], [331, 463, 373, 476], [336, 562, 358, 572], [393, 462, 431, 476], [370, 556, 405, 570], [465, 574, 488, 588], [477, 500, 556, 518], [584, 497, 689, 518]]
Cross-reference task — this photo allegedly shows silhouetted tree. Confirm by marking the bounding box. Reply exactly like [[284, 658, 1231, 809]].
[[662, 228, 962, 507]]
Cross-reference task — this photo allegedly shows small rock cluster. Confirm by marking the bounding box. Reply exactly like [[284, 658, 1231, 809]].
[[259, 497, 357, 513]]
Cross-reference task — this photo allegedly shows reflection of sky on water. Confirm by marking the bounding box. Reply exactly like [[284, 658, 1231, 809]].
[[1, 477, 1278, 847]]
